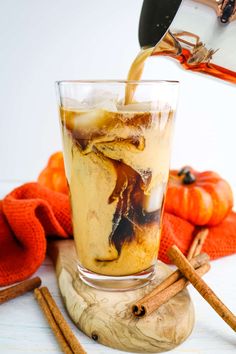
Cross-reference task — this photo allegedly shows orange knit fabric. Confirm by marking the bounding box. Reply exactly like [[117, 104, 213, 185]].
[[0, 183, 72, 286], [160, 212, 236, 263], [0, 182, 236, 286]]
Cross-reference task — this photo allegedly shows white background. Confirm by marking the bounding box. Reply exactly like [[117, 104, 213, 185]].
[[0, 0, 236, 189], [0, 2, 236, 354]]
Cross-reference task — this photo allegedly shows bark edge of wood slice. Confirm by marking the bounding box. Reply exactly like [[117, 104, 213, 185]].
[[48, 240, 195, 353]]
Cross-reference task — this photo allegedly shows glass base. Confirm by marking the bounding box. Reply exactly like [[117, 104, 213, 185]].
[[77, 263, 156, 292]]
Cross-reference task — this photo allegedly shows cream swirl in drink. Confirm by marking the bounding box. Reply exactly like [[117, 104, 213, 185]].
[[60, 101, 175, 276]]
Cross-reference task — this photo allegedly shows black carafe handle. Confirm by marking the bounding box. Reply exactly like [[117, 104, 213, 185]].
[[138, 0, 182, 48]]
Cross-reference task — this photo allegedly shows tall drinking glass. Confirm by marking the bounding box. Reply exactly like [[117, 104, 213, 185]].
[[56, 80, 179, 291]]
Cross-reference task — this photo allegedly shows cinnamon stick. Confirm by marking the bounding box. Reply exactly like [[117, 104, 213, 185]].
[[40, 287, 86, 354], [132, 262, 210, 317], [187, 228, 209, 260], [168, 245, 236, 332], [0, 277, 41, 304], [132, 252, 209, 317], [34, 288, 73, 354]]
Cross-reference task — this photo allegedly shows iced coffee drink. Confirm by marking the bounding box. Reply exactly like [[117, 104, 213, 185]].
[[58, 81, 178, 290]]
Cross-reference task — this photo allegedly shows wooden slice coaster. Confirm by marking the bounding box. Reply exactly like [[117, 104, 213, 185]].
[[48, 240, 195, 353]]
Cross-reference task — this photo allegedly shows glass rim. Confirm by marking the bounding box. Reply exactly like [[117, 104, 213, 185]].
[[56, 79, 179, 85]]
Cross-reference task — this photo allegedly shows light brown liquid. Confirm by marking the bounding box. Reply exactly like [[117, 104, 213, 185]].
[[61, 107, 174, 276], [125, 31, 181, 104], [60, 32, 180, 278]]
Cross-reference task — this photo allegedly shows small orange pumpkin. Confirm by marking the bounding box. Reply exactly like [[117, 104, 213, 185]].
[[165, 166, 233, 226], [38, 152, 68, 194]]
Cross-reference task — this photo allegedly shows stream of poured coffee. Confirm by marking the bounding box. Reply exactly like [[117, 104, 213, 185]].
[[125, 32, 181, 104]]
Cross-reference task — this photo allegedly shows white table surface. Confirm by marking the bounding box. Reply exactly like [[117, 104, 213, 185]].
[[0, 181, 236, 354]]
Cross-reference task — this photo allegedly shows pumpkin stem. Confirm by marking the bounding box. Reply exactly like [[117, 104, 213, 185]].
[[178, 166, 190, 176], [178, 167, 196, 185]]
